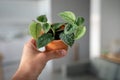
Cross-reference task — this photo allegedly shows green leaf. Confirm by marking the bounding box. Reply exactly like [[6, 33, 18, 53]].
[[29, 21, 42, 40], [64, 24, 76, 34], [60, 33, 74, 47], [74, 26, 86, 40], [43, 23, 51, 33], [75, 17, 84, 26], [37, 33, 54, 48], [59, 11, 76, 24], [37, 15, 47, 22], [51, 23, 64, 30]]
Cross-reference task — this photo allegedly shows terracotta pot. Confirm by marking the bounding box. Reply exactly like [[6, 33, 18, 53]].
[[46, 40, 68, 51]]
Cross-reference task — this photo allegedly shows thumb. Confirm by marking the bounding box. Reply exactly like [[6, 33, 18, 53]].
[[44, 49, 67, 60]]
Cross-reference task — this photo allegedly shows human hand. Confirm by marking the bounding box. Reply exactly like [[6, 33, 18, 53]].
[[12, 38, 67, 80]]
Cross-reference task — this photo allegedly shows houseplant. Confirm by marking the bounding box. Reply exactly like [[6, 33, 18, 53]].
[[29, 11, 86, 51]]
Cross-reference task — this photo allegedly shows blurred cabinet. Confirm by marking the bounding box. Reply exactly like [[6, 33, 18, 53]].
[[0, 53, 4, 80]]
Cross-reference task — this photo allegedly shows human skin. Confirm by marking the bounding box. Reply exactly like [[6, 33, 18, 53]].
[[12, 38, 67, 80]]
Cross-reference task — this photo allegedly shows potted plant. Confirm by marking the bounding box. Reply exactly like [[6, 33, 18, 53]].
[[29, 11, 86, 51]]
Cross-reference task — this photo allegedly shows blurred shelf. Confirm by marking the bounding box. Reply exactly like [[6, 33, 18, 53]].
[[101, 53, 120, 64]]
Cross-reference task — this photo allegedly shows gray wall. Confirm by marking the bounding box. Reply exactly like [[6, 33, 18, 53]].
[[101, 0, 120, 51], [51, 0, 90, 71], [0, 1, 40, 20]]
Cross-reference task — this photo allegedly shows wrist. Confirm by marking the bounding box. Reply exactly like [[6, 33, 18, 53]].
[[12, 58, 47, 80], [12, 67, 37, 80]]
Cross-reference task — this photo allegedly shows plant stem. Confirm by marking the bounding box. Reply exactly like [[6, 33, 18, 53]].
[[36, 39, 38, 49]]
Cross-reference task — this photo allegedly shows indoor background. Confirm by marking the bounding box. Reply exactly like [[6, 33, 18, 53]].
[[0, 0, 120, 80]]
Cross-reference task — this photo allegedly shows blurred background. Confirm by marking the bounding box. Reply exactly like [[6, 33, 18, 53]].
[[0, 0, 120, 80]]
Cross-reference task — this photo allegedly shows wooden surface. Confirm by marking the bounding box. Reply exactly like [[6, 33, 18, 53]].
[[101, 53, 120, 64]]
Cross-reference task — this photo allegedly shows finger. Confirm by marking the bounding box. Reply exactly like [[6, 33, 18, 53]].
[[31, 38, 37, 47], [24, 38, 36, 49], [44, 49, 67, 60], [28, 38, 34, 43]]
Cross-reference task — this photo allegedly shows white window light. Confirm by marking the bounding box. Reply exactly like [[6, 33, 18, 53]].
[[90, 0, 101, 58]]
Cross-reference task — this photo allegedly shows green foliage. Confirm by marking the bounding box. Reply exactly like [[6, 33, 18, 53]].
[[59, 11, 86, 40], [43, 23, 51, 33], [29, 11, 86, 48], [74, 26, 86, 40], [64, 24, 76, 34], [75, 17, 84, 26], [60, 33, 74, 47], [37, 33, 54, 48], [37, 15, 47, 22], [29, 21, 42, 40], [51, 23, 64, 30], [59, 11, 76, 24]]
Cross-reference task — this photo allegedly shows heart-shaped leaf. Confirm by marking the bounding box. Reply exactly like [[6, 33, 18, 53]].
[[37, 33, 54, 48], [51, 23, 64, 30], [75, 17, 84, 26], [60, 33, 74, 47], [43, 23, 51, 33], [74, 26, 86, 40], [37, 15, 47, 22], [59, 11, 76, 24], [64, 24, 76, 34], [29, 21, 42, 40]]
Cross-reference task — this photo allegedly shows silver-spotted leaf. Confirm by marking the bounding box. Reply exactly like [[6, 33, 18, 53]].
[[37, 33, 54, 48], [60, 33, 74, 47], [64, 24, 76, 34]]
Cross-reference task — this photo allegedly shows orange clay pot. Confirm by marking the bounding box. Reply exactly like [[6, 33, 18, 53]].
[[45, 40, 68, 51]]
